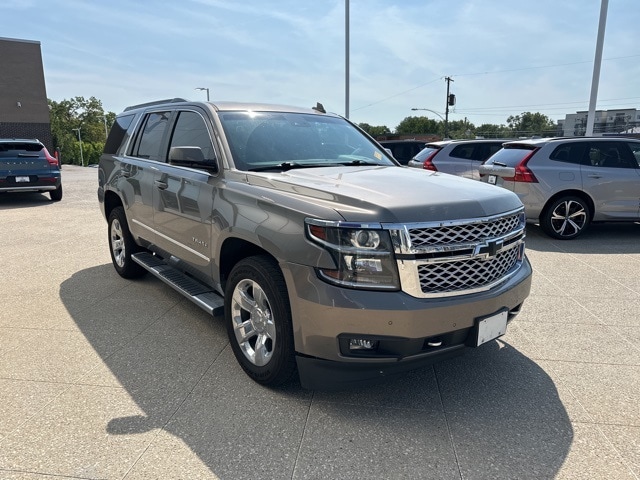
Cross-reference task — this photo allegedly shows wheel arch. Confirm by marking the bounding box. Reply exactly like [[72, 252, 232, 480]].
[[218, 237, 279, 292], [540, 189, 595, 222], [103, 190, 124, 221]]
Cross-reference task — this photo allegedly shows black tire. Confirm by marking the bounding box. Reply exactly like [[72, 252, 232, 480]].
[[541, 196, 591, 240], [107, 206, 146, 278], [224, 255, 297, 386], [50, 185, 63, 202]]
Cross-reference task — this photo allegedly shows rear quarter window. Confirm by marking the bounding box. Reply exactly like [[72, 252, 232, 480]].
[[549, 143, 586, 164], [104, 114, 135, 154]]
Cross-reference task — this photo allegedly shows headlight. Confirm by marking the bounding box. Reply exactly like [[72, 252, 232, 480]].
[[306, 219, 400, 290]]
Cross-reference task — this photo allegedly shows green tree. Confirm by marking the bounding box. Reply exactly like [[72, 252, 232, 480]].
[[48, 96, 115, 166], [358, 123, 391, 137], [446, 119, 477, 139], [395, 116, 440, 136], [506, 112, 556, 137], [475, 123, 513, 138]]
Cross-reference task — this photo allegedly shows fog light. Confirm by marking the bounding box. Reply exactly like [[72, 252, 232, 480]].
[[349, 338, 379, 351]]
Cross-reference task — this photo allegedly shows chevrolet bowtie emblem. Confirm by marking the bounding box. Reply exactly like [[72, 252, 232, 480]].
[[474, 239, 503, 259]]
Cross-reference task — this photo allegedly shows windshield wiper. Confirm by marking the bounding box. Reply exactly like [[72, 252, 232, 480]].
[[249, 162, 334, 172], [338, 159, 381, 166]]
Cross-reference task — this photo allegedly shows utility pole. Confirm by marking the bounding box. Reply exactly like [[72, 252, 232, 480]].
[[345, 0, 350, 119], [444, 76, 454, 139]]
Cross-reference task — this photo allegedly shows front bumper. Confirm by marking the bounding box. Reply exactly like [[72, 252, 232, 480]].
[[281, 256, 532, 390]]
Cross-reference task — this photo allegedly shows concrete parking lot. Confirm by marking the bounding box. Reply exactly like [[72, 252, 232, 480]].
[[0, 165, 638, 479]]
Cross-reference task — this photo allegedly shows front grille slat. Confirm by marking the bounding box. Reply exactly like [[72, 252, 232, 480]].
[[408, 215, 520, 247]]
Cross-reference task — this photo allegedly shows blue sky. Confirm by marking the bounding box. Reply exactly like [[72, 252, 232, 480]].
[[2, 0, 639, 130]]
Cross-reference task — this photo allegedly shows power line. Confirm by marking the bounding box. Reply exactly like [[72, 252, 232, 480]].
[[451, 54, 640, 77], [351, 76, 441, 112], [351, 54, 640, 114]]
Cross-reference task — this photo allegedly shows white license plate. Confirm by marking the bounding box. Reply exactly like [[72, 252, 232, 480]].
[[475, 310, 508, 346], [15, 176, 30, 183], [488, 175, 497, 185]]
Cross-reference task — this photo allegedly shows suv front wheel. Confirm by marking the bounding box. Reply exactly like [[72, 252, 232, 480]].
[[224, 255, 296, 386], [541, 196, 591, 240]]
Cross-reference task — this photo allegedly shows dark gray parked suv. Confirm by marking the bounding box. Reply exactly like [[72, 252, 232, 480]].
[[98, 99, 531, 389], [0, 138, 62, 201], [479, 137, 640, 239]]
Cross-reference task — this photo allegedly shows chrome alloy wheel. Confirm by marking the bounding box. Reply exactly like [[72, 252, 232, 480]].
[[549, 199, 588, 238], [230, 279, 276, 367], [110, 218, 126, 268]]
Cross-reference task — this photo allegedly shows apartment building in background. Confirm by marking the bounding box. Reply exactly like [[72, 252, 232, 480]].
[[559, 108, 640, 137]]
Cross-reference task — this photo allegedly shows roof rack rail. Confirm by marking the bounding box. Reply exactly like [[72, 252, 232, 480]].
[[123, 98, 188, 112]]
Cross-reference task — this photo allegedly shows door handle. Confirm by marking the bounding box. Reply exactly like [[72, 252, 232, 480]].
[[154, 180, 168, 190], [587, 174, 602, 179]]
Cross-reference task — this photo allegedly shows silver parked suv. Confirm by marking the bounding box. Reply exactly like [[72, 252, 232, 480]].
[[479, 137, 640, 239], [408, 139, 509, 180], [98, 99, 531, 389]]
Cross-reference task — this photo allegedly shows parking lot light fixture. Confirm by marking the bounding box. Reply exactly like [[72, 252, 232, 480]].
[[71, 127, 84, 167], [195, 87, 210, 101]]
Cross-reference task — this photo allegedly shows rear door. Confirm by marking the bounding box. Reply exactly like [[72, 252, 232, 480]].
[[152, 108, 217, 280], [122, 110, 172, 244], [580, 141, 640, 220], [441, 143, 474, 177]]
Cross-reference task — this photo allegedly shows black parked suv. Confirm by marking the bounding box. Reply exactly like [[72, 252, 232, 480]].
[[378, 139, 427, 165], [0, 138, 62, 201]]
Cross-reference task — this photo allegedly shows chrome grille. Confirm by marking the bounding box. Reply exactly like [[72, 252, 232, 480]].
[[389, 208, 526, 298], [417, 245, 520, 294], [408, 213, 521, 247]]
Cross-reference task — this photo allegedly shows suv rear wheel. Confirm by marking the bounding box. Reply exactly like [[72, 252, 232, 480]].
[[541, 196, 591, 240], [108, 206, 146, 278], [224, 255, 296, 386], [50, 185, 63, 202]]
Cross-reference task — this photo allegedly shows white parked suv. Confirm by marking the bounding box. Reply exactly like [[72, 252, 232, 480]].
[[479, 137, 640, 239], [408, 139, 510, 180]]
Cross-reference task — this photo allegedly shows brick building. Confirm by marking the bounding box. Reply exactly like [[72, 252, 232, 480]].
[[0, 37, 52, 150]]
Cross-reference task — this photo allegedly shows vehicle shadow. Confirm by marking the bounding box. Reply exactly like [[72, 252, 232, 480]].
[[60, 264, 572, 479], [0, 191, 53, 209], [525, 222, 640, 254]]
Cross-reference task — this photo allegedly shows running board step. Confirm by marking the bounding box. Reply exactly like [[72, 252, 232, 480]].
[[131, 252, 225, 316]]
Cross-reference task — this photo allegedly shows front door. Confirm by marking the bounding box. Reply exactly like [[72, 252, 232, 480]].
[[580, 141, 640, 220], [152, 109, 217, 280]]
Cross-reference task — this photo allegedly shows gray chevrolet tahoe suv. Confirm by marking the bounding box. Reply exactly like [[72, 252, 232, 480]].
[[98, 99, 532, 389]]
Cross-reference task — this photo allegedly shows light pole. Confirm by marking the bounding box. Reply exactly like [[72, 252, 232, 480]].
[[102, 115, 108, 139], [72, 127, 84, 167], [195, 87, 210, 101]]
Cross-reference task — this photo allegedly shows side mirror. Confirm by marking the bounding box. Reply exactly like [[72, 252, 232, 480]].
[[169, 146, 218, 172]]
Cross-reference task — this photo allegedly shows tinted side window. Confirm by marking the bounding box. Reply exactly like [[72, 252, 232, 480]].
[[134, 112, 170, 161], [169, 111, 215, 161], [450, 144, 474, 160], [588, 142, 638, 169], [549, 143, 585, 165], [627, 142, 640, 167], [104, 114, 134, 154]]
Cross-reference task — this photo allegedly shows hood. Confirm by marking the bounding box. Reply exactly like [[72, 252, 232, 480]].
[[245, 165, 523, 223]]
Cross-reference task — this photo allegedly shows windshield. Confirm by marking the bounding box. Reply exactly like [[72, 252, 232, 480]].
[[218, 111, 395, 171], [413, 145, 441, 161]]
